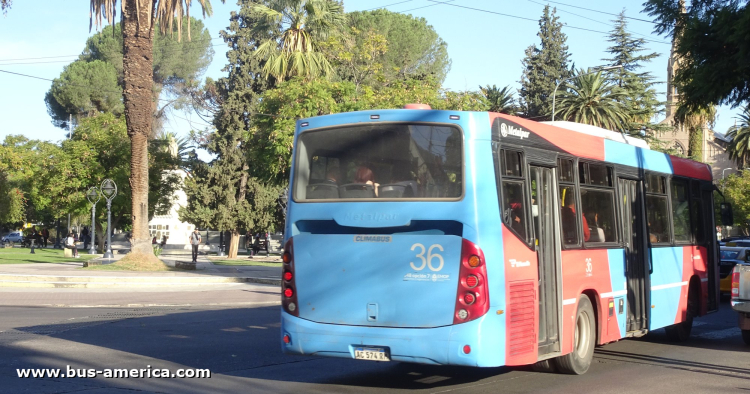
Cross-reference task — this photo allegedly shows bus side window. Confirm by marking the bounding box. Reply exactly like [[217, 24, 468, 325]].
[[671, 178, 691, 243], [559, 185, 579, 245], [502, 181, 527, 241]]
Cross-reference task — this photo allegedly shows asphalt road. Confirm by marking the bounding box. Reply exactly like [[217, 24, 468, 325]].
[[0, 289, 747, 394]]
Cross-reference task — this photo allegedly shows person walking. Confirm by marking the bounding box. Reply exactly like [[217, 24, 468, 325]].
[[189, 229, 202, 263]]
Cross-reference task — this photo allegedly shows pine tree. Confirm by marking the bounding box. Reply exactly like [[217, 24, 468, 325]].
[[519, 5, 572, 120], [180, 0, 280, 259], [603, 10, 662, 135]]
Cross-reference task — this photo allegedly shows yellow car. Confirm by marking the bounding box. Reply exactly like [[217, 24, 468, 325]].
[[720, 246, 749, 293]]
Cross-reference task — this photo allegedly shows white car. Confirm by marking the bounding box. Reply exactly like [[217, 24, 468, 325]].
[[1, 231, 24, 243]]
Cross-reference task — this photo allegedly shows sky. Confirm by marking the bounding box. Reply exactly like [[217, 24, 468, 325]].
[[0, 0, 742, 147]]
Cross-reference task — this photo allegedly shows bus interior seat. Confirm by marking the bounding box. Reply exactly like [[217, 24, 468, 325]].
[[339, 183, 375, 198], [588, 226, 606, 242], [306, 184, 339, 199], [379, 183, 415, 198]]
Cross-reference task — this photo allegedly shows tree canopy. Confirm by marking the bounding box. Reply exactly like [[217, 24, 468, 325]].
[[46, 18, 214, 133], [602, 9, 661, 133], [555, 70, 630, 130], [45, 60, 123, 129], [249, 0, 346, 81], [519, 5, 572, 120], [726, 106, 750, 168], [346, 9, 451, 84], [643, 0, 750, 109]]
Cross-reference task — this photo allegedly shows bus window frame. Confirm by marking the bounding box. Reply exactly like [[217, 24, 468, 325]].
[[644, 171, 673, 247], [558, 156, 583, 250], [578, 160, 620, 248], [496, 147, 534, 250], [670, 176, 693, 246], [291, 121, 467, 203]]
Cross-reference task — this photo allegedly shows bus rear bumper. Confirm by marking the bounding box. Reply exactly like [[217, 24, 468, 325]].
[[281, 313, 502, 367]]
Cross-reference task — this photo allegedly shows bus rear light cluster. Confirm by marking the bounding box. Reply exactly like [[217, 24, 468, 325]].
[[281, 238, 299, 317], [732, 267, 740, 299], [453, 238, 489, 324]]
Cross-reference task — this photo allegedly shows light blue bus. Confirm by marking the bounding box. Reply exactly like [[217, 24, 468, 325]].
[[280, 106, 719, 374]]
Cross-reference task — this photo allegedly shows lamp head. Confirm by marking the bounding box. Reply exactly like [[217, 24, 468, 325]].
[[101, 179, 117, 200], [86, 187, 100, 204]]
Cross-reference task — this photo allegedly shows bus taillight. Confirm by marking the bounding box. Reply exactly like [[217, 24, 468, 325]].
[[282, 238, 299, 317], [732, 267, 740, 299], [454, 239, 490, 324]]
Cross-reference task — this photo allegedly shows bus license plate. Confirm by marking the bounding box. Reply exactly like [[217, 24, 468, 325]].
[[354, 347, 390, 361]]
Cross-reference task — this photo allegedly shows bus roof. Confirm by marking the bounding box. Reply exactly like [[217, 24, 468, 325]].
[[294, 108, 713, 182]]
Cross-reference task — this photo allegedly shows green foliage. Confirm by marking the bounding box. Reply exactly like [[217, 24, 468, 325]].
[[519, 5, 572, 120], [46, 19, 214, 131], [181, 0, 282, 255], [253, 76, 487, 184], [81, 20, 214, 93], [347, 9, 451, 84], [726, 106, 750, 168], [249, 0, 346, 81], [479, 85, 516, 114], [719, 170, 750, 232], [643, 0, 750, 109], [321, 26, 388, 89], [603, 10, 662, 134], [675, 103, 716, 162], [68, 113, 182, 229], [555, 70, 631, 131], [45, 60, 123, 129]]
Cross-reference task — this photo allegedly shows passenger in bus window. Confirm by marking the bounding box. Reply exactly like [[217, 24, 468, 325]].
[[562, 191, 590, 242], [355, 165, 380, 196], [324, 166, 340, 186]]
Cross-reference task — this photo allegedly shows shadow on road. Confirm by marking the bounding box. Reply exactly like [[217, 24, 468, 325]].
[[0, 305, 519, 392]]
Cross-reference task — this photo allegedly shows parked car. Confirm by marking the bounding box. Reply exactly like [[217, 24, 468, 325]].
[[720, 247, 750, 294], [730, 262, 750, 345], [1, 231, 24, 244]]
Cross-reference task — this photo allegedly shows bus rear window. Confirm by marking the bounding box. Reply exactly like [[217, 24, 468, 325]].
[[293, 124, 463, 201]]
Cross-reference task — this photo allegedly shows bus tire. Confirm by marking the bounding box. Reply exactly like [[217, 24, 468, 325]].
[[531, 359, 556, 373], [665, 283, 697, 342], [554, 295, 595, 375], [742, 330, 750, 346]]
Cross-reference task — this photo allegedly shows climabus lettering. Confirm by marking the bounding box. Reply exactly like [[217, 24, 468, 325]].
[[409, 243, 445, 272]]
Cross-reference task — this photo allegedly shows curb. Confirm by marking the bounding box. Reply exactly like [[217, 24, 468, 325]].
[[0, 275, 281, 289]]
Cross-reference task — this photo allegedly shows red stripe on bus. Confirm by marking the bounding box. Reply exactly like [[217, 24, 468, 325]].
[[669, 156, 712, 181]]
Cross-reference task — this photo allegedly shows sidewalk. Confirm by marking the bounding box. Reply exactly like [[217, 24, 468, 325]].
[[0, 249, 283, 289]]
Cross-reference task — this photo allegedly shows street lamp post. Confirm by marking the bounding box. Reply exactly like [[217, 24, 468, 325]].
[[54, 218, 62, 249], [551, 65, 623, 122], [86, 187, 101, 255], [100, 179, 118, 259]]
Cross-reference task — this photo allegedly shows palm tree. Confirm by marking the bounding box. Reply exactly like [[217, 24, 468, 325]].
[[479, 84, 516, 114], [726, 106, 750, 168], [250, 0, 346, 81], [674, 103, 716, 162], [89, 0, 213, 256], [554, 70, 631, 131]]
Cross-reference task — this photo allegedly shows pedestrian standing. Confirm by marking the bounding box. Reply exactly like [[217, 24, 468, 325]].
[[81, 226, 89, 250], [189, 229, 202, 263], [41, 228, 49, 248]]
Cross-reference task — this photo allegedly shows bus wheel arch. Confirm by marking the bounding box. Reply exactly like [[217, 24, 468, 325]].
[[554, 294, 596, 375]]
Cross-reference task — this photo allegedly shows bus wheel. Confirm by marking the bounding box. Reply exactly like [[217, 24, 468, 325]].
[[665, 283, 697, 342], [554, 295, 595, 375]]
